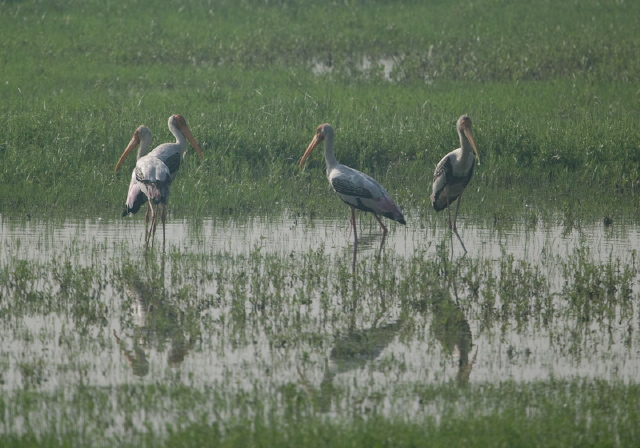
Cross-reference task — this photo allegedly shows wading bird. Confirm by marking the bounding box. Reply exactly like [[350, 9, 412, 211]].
[[116, 114, 203, 180], [299, 123, 406, 245], [115, 115, 203, 246], [136, 155, 171, 247], [115, 126, 171, 246], [430, 115, 480, 253], [117, 125, 154, 220]]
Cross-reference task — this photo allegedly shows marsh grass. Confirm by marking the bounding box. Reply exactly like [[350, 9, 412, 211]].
[[3, 379, 639, 448], [1, 0, 639, 221]]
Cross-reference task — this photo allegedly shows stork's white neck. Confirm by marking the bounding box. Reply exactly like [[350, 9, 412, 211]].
[[168, 120, 187, 148], [137, 134, 153, 159], [322, 127, 339, 172]]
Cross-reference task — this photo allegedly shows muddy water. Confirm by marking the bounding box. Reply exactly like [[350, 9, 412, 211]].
[[1, 213, 639, 403]]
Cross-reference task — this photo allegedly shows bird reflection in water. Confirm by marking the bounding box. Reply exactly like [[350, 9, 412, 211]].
[[113, 255, 196, 376], [430, 294, 477, 385], [350, 230, 387, 274], [299, 272, 477, 410], [299, 274, 401, 412], [299, 318, 402, 413]]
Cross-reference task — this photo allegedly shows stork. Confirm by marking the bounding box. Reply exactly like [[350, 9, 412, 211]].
[[431, 115, 480, 253], [299, 123, 405, 245]]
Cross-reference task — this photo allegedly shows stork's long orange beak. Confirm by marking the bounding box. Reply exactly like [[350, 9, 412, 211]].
[[178, 122, 204, 161], [115, 133, 140, 172], [464, 128, 480, 166], [299, 134, 322, 169]]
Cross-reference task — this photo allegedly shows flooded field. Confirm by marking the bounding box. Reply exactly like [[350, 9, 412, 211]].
[[1, 213, 639, 443]]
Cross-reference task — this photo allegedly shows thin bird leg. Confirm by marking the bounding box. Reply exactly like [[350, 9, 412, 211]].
[[452, 193, 463, 231], [350, 206, 359, 246], [446, 193, 453, 229], [150, 205, 158, 246], [451, 195, 468, 254], [161, 203, 166, 246], [351, 243, 357, 275], [378, 231, 387, 257], [149, 201, 160, 248], [145, 202, 156, 248], [373, 213, 388, 237], [144, 205, 151, 245], [443, 191, 455, 257]]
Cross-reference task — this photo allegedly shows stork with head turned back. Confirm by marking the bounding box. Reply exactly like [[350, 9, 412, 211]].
[[431, 115, 480, 253], [299, 123, 406, 246]]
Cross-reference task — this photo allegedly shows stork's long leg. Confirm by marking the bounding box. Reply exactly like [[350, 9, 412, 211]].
[[150, 206, 158, 245], [350, 206, 359, 246], [161, 203, 167, 247], [145, 202, 157, 248], [351, 242, 358, 275], [378, 231, 387, 257], [373, 213, 388, 237], [452, 194, 463, 230], [451, 195, 468, 254]]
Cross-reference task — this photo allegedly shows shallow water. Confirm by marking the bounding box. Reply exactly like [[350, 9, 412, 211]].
[[2, 213, 636, 263], [1, 212, 639, 430]]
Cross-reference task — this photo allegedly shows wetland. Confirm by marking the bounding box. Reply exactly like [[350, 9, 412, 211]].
[[1, 0, 640, 446], [1, 213, 639, 446]]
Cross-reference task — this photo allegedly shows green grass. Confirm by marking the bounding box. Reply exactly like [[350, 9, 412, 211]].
[[0, 0, 639, 219], [2, 379, 638, 447]]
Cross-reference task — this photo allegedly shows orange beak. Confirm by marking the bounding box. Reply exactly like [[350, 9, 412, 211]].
[[115, 132, 140, 172], [176, 118, 203, 161], [299, 133, 323, 169], [463, 127, 480, 166]]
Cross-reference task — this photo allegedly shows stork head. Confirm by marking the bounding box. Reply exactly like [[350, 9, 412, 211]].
[[299, 123, 332, 169], [457, 115, 480, 166], [115, 125, 145, 172], [171, 114, 204, 161]]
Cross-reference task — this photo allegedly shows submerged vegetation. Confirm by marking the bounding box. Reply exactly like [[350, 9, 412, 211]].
[[1, 0, 640, 446], [1, 218, 639, 446]]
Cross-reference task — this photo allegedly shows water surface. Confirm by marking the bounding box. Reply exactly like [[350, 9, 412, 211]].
[[1, 213, 638, 429]]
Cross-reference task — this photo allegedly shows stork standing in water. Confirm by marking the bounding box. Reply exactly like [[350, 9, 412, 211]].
[[299, 123, 406, 246], [431, 115, 480, 253], [115, 115, 203, 246], [117, 125, 153, 220]]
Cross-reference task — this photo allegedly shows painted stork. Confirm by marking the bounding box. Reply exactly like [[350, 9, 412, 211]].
[[115, 126, 171, 246], [116, 114, 203, 179], [137, 155, 172, 246], [299, 123, 406, 245], [116, 125, 154, 219], [115, 115, 203, 246], [431, 115, 480, 253]]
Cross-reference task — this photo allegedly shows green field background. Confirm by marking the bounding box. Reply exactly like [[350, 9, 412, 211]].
[[1, 0, 639, 220]]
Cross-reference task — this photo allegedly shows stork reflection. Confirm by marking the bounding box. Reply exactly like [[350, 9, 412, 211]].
[[430, 294, 477, 384], [350, 231, 387, 274], [299, 270, 401, 412], [113, 255, 197, 376]]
